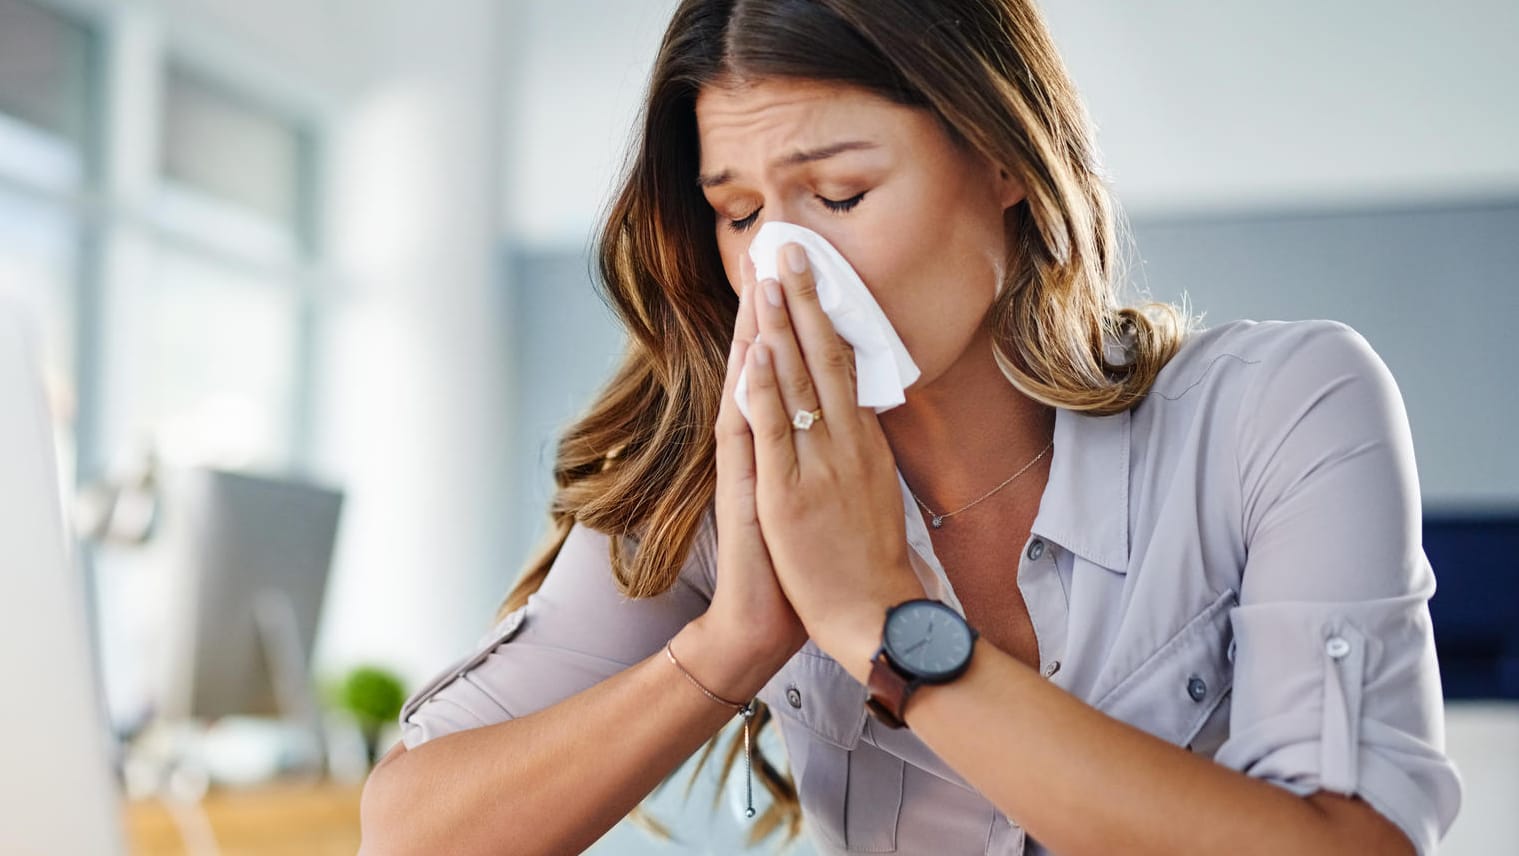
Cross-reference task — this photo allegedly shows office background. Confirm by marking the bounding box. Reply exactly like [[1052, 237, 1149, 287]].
[[1, 0, 1513, 852]]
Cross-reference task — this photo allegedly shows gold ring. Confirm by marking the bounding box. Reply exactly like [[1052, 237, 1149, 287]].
[[792, 408, 824, 431]]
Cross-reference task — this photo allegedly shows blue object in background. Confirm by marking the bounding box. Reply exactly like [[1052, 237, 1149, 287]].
[[1425, 513, 1519, 700]]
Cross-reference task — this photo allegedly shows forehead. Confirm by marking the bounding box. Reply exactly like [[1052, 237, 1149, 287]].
[[696, 77, 888, 125], [694, 78, 908, 161]]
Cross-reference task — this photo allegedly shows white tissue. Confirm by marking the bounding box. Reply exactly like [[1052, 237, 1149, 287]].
[[735, 222, 920, 424]]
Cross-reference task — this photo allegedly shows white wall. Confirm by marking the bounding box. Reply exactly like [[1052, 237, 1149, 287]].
[[501, 0, 1519, 249], [308, 0, 512, 683], [1040, 0, 1519, 216], [501, 0, 680, 250]]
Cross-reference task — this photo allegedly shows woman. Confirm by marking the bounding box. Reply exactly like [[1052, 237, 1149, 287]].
[[358, 1, 1462, 854]]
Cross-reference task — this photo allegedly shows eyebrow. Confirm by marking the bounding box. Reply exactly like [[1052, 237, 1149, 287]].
[[696, 140, 880, 190]]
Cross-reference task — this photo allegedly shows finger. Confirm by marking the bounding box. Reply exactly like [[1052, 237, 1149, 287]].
[[715, 287, 759, 510], [720, 257, 762, 438], [718, 282, 755, 435], [775, 243, 859, 433], [716, 367, 757, 487], [744, 340, 800, 488], [736, 253, 759, 347], [754, 274, 827, 440]]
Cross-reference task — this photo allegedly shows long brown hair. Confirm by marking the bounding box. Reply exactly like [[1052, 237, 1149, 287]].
[[495, 0, 1190, 845]]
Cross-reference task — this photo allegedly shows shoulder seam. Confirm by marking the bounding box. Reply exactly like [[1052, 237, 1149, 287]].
[[1151, 352, 1262, 402]]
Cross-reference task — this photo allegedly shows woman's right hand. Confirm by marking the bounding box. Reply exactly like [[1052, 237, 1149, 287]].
[[700, 254, 809, 670]]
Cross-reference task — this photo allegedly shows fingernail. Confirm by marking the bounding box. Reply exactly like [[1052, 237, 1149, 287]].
[[785, 244, 808, 274], [763, 278, 783, 307], [753, 341, 770, 366]]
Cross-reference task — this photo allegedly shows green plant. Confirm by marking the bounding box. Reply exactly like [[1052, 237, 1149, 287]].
[[327, 665, 407, 764]]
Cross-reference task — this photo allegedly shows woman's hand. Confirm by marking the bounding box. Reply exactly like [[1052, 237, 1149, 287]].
[[741, 243, 926, 677], [697, 254, 809, 673]]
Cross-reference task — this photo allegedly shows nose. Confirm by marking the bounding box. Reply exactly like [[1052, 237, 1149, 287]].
[[749, 196, 808, 232]]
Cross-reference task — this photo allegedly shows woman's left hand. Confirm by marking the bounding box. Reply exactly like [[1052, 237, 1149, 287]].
[[740, 242, 927, 677]]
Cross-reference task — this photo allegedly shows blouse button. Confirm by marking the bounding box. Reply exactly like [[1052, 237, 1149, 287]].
[[1186, 675, 1208, 702], [1325, 636, 1351, 659], [1042, 660, 1061, 678], [786, 686, 803, 709], [1026, 539, 1046, 561]]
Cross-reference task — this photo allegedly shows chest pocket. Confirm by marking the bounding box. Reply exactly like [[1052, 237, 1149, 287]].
[[1092, 587, 1238, 750], [763, 640, 905, 853]]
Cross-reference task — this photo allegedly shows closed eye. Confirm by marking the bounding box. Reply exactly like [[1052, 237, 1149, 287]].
[[724, 192, 868, 234]]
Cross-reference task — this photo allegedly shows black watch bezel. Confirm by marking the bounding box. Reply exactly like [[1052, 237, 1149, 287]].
[[879, 598, 979, 684]]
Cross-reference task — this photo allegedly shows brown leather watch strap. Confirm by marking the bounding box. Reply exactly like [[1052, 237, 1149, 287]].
[[865, 649, 917, 729]]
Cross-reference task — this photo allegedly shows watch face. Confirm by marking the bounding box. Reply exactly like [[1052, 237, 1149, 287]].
[[884, 600, 975, 681]]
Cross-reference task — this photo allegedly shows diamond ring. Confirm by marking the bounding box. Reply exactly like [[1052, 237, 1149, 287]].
[[791, 408, 824, 431]]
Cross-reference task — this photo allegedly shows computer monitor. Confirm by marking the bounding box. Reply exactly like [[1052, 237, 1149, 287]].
[[155, 467, 343, 725], [0, 294, 127, 855]]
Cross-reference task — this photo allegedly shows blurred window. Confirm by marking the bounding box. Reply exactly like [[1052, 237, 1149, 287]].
[[0, 0, 92, 480], [123, 63, 317, 470], [0, 0, 320, 477], [112, 246, 301, 470], [0, 0, 92, 176], [159, 65, 312, 260]]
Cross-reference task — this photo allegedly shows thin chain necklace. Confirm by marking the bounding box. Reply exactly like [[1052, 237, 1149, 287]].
[[908, 439, 1053, 529]]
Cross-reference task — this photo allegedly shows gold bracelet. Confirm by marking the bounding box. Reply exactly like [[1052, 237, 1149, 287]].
[[664, 639, 745, 710], [664, 638, 759, 819]]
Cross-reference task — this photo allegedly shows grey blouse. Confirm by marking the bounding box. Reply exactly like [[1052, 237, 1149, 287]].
[[397, 319, 1463, 855]]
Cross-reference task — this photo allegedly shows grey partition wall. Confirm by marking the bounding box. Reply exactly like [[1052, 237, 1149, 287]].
[[1124, 198, 1519, 511], [504, 248, 626, 579]]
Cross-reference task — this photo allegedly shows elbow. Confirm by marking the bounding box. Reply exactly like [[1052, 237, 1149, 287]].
[[357, 740, 419, 856], [1303, 791, 1416, 856], [358, 762, 425, 856], [357, 770, 396, 856]]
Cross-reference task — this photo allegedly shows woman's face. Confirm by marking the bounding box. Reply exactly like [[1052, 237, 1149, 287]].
[[696, 77, 1025, 390]]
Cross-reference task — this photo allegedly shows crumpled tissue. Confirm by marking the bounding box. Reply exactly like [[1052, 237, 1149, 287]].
[[735, 221, 920, 424]]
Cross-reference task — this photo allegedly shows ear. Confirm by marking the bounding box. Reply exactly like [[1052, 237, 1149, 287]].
[[995, 167, 1027, 210]]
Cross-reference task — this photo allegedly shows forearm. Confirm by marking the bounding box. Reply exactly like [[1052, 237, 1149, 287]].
[[360, 617, 785, 856], [888, 637, 1384, 856]]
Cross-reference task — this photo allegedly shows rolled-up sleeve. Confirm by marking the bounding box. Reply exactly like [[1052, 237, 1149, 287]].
[[1213, 321, 1463, 855], [398, 510, 716, 749]]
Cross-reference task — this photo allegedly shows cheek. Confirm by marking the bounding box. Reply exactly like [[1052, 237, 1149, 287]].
[[714, 230, 743, 294], [834, 209, 999, 369], [834, 212, 954, 328]]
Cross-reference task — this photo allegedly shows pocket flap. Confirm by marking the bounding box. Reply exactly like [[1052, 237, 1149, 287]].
[[762, 639, 869, 751], [1093, 587, 1238, 748]]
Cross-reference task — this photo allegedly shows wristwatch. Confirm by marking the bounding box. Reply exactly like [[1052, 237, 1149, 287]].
[[865, 598, 979, 729]]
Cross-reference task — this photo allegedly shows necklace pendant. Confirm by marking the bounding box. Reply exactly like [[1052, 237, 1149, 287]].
[[931, 515, 944, 529]]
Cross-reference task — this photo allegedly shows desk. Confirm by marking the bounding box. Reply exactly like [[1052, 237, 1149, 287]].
[[124, 779, 363, 856]]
